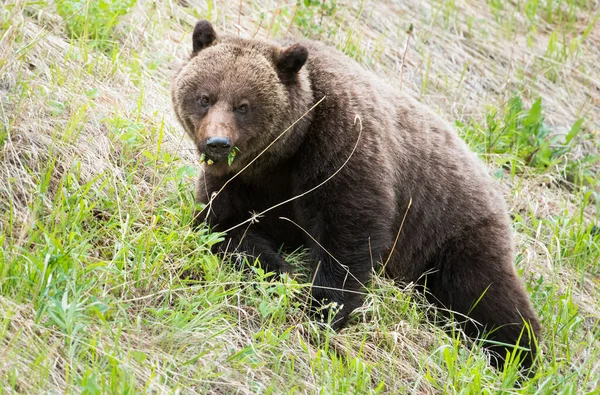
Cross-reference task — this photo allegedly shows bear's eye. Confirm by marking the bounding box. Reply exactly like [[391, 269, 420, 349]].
[[237, 103, 249, 114], [199, 95, 210, 107]]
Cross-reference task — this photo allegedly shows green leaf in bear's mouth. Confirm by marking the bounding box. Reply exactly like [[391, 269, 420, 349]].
[[199, 153, 206, 164], [228, 147, 241, 166]]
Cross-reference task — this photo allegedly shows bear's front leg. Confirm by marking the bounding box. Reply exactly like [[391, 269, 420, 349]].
[[309, 250, 370, 329], [294, 182, 394, 329], [194, 183, 292, 275]]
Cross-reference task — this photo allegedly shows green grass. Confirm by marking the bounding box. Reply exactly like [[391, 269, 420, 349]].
[[56, 0, 137, 48], [1, 0, 599, 393]]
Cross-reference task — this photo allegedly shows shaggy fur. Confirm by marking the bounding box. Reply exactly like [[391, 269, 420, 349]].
[[171, 21, 541, 372]]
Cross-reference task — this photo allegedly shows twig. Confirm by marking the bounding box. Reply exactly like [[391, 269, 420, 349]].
[[399, 23, 414, 90], [252, 18, 263, 38], [266, 5, 280, 39], [287, 5, 297, 35], [380, 198, 412, 275]]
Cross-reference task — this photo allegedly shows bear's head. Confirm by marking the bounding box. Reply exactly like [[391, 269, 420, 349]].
[[172, 20, 314, 177]]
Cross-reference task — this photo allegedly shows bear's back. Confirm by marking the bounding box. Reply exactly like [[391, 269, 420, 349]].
[[297, 40, 510, 257]]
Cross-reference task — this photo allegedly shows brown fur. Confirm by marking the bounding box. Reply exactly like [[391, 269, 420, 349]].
[[171, 21, 541, 372]]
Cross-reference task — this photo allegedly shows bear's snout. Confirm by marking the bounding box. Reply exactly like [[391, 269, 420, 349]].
[[204, 136, 232, 161]]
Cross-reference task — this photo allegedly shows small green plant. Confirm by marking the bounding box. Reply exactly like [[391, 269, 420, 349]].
[[293, 0, 337, 37], [56, 0, 137, 44], [458, 95, 592, 174]]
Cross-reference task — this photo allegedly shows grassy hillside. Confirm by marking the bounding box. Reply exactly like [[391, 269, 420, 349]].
[[1, 0, 599, 393]]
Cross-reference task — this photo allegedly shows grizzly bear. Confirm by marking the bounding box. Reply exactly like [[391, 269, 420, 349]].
[[171, 20, 541, 372]]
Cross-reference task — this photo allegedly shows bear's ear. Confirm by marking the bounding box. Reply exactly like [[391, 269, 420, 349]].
[[276, 44, 308, 82], [192, 20, 217, 55]]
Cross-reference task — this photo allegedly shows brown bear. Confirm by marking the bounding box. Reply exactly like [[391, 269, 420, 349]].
[[171, 20, 541, 372]]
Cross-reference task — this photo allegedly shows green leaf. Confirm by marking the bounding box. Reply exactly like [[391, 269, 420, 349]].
[[228, 149, 237, 166], [49, 100, 66, 116], [227, 345, 259, 364], [85, 87, 99, 99], [523, 98, 542, 127], [130, 350, 147, 363], [227, 147, 240, 166], [176, 165, 198, 179], [258, 301, 272, 318], [566, 118, 583, 144]]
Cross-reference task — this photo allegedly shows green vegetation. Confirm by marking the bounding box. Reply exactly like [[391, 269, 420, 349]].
[[458, 95, 599, 182], [56, 0, 137, 45], [1, 0, 598, 393], [293, 0, 338, 37]]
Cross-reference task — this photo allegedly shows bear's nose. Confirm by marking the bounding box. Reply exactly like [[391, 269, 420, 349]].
[[205, 137, 232, 156]]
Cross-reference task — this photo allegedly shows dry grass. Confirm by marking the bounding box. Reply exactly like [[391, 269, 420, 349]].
[[1, 0, 599, 393]]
